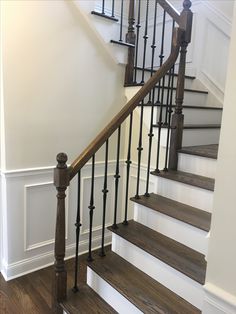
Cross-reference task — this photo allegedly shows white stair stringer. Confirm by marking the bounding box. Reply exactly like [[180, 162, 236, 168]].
[[134, 203, 209, 255], [111, 233, 204, 310], [87, 267, 142, 314], [153, 176, 214, 213], [178, 152, 217, 178]]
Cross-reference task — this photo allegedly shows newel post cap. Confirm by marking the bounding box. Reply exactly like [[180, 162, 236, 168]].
[[54, 152, 70, 188]]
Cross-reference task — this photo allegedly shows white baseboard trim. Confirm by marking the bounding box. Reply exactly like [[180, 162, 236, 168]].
[[203, 283, 236, 314], [1, 233, 111, 281]]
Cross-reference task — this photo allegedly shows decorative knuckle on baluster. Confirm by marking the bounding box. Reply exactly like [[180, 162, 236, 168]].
[[56, 153, 68, 168], [183, 0, 192, 10]]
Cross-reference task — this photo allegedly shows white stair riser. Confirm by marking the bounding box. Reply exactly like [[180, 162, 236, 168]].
[[181, 128, 220, 146], [153, 176, 213, 212], [134, 204, 209, 255], [112, 234, 204, 310], [142, 107, 222, 126], [178, 153, 217, 178], [135, 71, 195, 90], [155, 128, 220, 147], [87, 267, 142, 314]]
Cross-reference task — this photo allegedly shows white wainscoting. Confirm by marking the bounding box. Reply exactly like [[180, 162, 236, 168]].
[[0, 160, 127, 280]]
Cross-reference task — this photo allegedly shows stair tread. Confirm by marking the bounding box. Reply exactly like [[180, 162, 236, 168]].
[[153, 123, 221, 129], [88, 251, 201, 313], [91, 11, 119, 22], [135, 66, 196, 79], [110, 39, 135, 48], [124, 83, 208, 94], [179, 144, 218, 159], [108, 221, 206, 284], [141, 103, 223, 110], [131, 193, 211, 232], [61, 284, 117, 314], [151, 170, 215, 191]]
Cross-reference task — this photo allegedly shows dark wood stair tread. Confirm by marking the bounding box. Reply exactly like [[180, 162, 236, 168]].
[[88, 251, 200, 313], [153, 124, 221, 129], [151, 170, 215, 191], [141, 103, 223, 110], [131, 193, 211, 232], [110, 39, 135, 48], [124, 83, 208, 94], [134, 66, 196, 80], [179, 144, 218, 159], [91, 11, 119, 22], [108, 221, 206, 284], [61, 284, 117, 314]]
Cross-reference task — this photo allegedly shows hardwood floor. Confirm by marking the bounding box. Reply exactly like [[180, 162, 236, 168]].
[[0, 247, 110, 314]]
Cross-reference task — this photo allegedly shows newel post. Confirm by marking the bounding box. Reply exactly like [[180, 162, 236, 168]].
[[53, 153, 70, 313], [168, 0, 193, 170], [125, 0, 136, 85]]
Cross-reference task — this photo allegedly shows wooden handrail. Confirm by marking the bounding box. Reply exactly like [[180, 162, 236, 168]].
[[69, 28, 183, 180], [158, 0, 181, 25]]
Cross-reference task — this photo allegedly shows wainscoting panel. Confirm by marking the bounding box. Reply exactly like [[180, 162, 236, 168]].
[[0, 161, 125, 280]]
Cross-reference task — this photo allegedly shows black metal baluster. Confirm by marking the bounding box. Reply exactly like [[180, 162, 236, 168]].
[[100, 140, 109, 257], [148, 0, 158, 103], [102, 0, 105, 15], [119, 0, 124, 42], [164, 69, 172, 126], [111, 0, 115, 18], [87, 155, 95, 262], [155, 10, 166, 172], [135, 101, 144, 199], [164, 21, 176, 171], [123, 113, 133, 225], [134, 0, 141, 83], [72, 170, 82, 292], [141, 0, 150, 84], [112, 126, 121, 229]]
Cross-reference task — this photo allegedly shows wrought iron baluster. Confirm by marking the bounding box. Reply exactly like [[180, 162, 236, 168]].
[[119, 0, 124, 42], [156, 10, 166, 173], [141, 0, 150, 84], [111, 0, 115, 18], [112, 126, 121, 229], [87, 155, 95, 262], [123, 113, 133, 225], [134, 0, 141, 83], [148, 0, 158, 103], [102, 0, 105, 15], [73, 170, 82, 292], [100, 140, 109, 257], [135, 101, 144, 199]]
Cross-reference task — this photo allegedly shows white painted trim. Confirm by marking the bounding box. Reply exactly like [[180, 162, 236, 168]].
[[203, 283, 236, 314], [87, 267, 142, 314], [2, 233, 111, 281]]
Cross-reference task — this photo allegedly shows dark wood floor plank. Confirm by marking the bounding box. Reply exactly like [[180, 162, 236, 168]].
[[151, 170, 215, 191], [0, 246, 113, 314], [88, 251, 201, 314], [179, 144, 218, 159], [131, 193, 211, 232], [108, 221, 206, 284]]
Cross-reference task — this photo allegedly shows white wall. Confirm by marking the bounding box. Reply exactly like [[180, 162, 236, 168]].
[[0, 0, 128, 279], [203, 2, 236, 313], [1, 0, 126, 170]]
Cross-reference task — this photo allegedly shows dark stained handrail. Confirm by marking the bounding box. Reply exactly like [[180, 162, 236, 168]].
[[69, 28, 183, 180]]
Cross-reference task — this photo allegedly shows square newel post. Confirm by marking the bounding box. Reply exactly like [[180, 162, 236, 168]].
[[168, 0, 193, 170], [125, 0, 136, 85], [53, 153, 70, 313]]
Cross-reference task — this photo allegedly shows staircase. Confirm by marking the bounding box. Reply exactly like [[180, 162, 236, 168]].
[[52, 1, 223, 313]]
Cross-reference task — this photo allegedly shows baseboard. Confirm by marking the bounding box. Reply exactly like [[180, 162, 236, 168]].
[[203, 283, 236, 314], [1, 233, 111, 281]]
